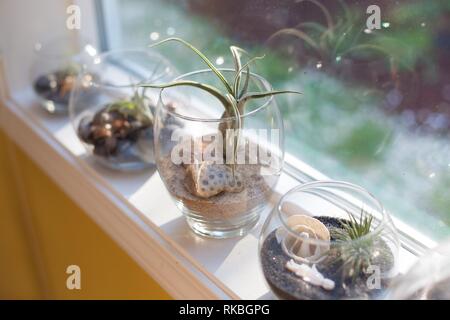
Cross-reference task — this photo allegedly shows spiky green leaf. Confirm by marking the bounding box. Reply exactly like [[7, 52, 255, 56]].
[[267, 28, 321, 55], [240, 90, 302, 104], [238, 67, 251, 99], [140, 80, 231, 110], [230, 46, 244, 97], [232, 54, 266, 97], [149, 37, 233, 94], [225, 93, 241, 173]]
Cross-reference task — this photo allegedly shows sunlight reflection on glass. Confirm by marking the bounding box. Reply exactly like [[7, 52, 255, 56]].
[[215, 56, 224, 65], [150, 32, 160, 41], [167, 27, 176, 36], [84, 44, 97, 57]]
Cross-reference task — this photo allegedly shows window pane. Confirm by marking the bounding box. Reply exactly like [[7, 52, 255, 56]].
[[102, 0, 450, 240]]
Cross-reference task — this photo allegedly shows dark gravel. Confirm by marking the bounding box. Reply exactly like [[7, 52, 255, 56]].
[[33, 71, 74, 107]]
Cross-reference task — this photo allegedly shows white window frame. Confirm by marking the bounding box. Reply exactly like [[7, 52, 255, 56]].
[[96, 0, 437, 256], [0, 0, 439, 299]]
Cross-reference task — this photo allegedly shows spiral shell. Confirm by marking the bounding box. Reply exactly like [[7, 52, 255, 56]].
[[276, 214, 330, 263]]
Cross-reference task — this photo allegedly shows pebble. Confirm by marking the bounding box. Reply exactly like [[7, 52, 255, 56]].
[[77, 105, 151, 157]]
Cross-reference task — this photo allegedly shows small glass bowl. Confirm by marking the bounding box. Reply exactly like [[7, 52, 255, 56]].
[[31, 36, 98, 114], [69, 49, 177, 171], [259, 181, 400, 299], [387, 238, 450, 300]]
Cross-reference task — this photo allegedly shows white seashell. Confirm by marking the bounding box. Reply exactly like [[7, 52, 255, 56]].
[[298, 232, 312, 258], [286, 259, 335, 291], [285, 215, 330, 240], [276, 215, 330, 263]]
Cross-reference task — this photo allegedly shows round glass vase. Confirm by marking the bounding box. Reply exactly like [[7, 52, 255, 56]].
[[31, 36, 97, 114], [154, 69, 284, 238], [69, 49, 177, 171], [386, 239, 450, 300], [259, 181, 400, 300]]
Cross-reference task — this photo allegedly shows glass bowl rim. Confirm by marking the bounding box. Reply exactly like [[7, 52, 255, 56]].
[[276, 180, 392, 246], [87, 48, 176, 89], [33, 35, 94, 59], [157, 68, 276, 123]]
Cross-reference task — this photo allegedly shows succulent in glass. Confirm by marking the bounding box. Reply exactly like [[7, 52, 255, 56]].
[[77, 87, 153, 159], [143, 38, 301, 238], [259, 181, 399, 299], [143, 38, 300, 167], [69, 49, 177, 170]]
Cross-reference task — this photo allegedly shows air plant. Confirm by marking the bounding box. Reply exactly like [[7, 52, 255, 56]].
[[141, 37, 301, 171], [266, 0, 394, 69], [333, 209, 374, 242], [105, 59, 171, 126], [331, 209, 380, 279], [105, 86, 153, 126]]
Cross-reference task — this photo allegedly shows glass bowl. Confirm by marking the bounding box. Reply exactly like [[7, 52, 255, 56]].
[[31, 36, 98, 114], [154, 69, 284, 238], [387, 238, 450, 299], [259, 181, 400, 299], [69, 49, 177, 171]]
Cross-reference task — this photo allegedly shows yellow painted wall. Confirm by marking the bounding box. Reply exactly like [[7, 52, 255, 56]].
[[0, 130, 171, 299], [0, 132, 42, 299]]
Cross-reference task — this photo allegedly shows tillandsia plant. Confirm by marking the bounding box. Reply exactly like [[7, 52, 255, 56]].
[[141, 37, 301, 170], [77, 84, 154, 158], [104, 59, 174, 126], [266, 0, 397, 69], [331, 209, 380, 279], [105, 86, 153, 126], [332, 209, 374, 241]]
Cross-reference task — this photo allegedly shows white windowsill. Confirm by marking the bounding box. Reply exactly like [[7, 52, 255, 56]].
[[0, 86, 427, 299]]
